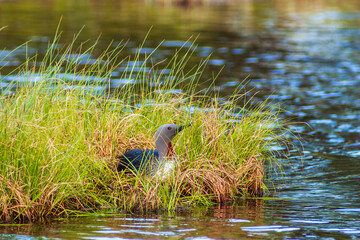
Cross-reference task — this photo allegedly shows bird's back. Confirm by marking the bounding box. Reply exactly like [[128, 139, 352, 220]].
[[117, 149, 159, 173]]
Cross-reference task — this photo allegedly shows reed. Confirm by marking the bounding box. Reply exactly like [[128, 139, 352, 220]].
[[0, 29, 290, 222]]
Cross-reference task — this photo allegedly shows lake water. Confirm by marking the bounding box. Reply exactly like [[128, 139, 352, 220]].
[[0, 0, 359, 239]]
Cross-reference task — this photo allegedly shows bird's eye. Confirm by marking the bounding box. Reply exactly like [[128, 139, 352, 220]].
[[167, 127, 172, 130]]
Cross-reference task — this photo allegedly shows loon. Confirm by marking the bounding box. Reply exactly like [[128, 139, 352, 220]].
[[117, 124, 190, 177]]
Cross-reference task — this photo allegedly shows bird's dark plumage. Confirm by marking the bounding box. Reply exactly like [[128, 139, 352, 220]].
[[117, 149, 159, 172]]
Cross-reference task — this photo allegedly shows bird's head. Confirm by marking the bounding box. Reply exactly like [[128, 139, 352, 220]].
[[155, 123, 190, 143], [155, 123, 191, 158]]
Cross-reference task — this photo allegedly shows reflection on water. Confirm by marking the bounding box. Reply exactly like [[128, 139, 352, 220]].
[[0, 200, 358, 239], [0, 0, 360, 239]]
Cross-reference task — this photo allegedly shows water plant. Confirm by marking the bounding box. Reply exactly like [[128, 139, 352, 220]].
[[0, 27, 290, 223]]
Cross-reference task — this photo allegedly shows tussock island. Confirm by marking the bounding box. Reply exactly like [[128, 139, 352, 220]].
[[0, 30, 291, 223]]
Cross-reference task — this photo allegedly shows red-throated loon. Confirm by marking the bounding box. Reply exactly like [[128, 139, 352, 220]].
[[117, 124, 190, 176]]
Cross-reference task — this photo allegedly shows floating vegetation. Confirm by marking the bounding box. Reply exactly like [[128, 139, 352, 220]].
[[0, 27, 291, 223]]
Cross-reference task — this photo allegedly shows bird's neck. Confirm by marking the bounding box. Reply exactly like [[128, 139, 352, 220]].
[[156, 141, 174, 162], [166, 142, 174, 159]]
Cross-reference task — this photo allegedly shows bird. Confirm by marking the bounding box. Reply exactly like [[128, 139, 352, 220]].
[[117, 123, 190, 177]]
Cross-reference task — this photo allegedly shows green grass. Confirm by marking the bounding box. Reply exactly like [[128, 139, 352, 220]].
[[0, 28, 290, 223]]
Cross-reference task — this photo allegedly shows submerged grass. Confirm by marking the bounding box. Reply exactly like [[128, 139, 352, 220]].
[[0, 28, 291, 223]]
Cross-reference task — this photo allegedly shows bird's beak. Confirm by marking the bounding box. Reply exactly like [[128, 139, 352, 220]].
[[177, 123, 191, 133]]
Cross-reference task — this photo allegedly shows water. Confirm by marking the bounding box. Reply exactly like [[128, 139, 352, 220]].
[[0, 0, 360, 239]]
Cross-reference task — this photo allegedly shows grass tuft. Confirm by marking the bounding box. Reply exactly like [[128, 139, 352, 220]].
[[0, 28, 292, 222]]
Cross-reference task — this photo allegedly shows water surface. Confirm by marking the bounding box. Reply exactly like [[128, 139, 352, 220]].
[[0, 0, 359, 239]]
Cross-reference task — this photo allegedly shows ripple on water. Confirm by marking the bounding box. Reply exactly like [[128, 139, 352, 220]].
[[114, 217, 160, 221], [337, 61, 360, 73], [289, 219, 330, 224], [245, 57, 258, 63], [268, 79, 285, 85], [308, 119, 337, 132], [95, 229, 176, 236], [284, 54, 310, 61], [208, 59, 225, 66], [131, 48, 155, 54], [62, 53, 92, 60], [242, 66, 252, 72], [199, 52, 211, 57], [228, 219, 251, 223], [3, 74, 42, 83], [62, 54, 105, 65], [241, 225, 301, 233], [319, 228, 360, 234], [156, 69, 172, 74], [288, 125, 307, 133], [0, 50, 12, 57], [110, 78, 140, 88], [186, 237, 213, 240], [307, 91, 343, 98], [334, 123, 353, 132], [119, 224, 153, 228], [326, 133, 344, 144], [343, 142, 360, 150], [270, 69, 287, 74], [0, 82, 10, 88], [330, 80, 360, 86], [266, 94, 293, 100], [232, 48, 244, 54], [0, 60, 20, 66], [217, 47, 228, 53], [335, 208, 360, 214], [197, 46, 214, 52], [221, 81, 239, 88], [162, 40, 192, 47], [258, 53, 282, 61]]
